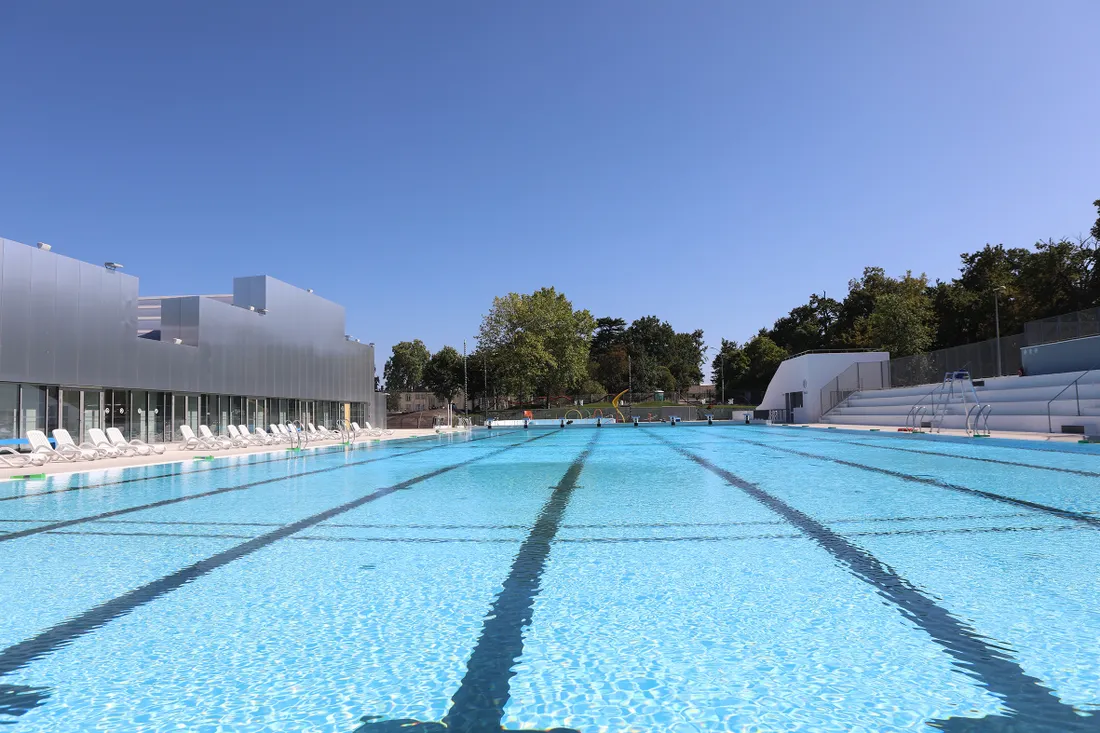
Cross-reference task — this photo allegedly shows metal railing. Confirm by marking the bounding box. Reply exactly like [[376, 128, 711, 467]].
[[889, 335, 1023, 387], [785, 348, 880, 360], [1026, 307, 1100, 347], [966, 404, 992, 436], [1046, 370, 1093, 433], [904, 382, 947, 430], [288, 420, 308, 449], [819, 360, 890, 417]]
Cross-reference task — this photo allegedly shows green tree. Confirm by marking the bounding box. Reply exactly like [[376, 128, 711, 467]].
[[423, 346, 464, 405], [769, 294, 842, 354], [654, 365, 677, 395], [476, 287, 595, 400], [868, 272, 936, 357], [591, 317, 627, 357], [383, 340, 430, 391], [668, 330, 705, 397], [592, 344, 630, 393], [711, 338, 750, 403], [743, 332, 788, 392], [627, 316, 676, 365]]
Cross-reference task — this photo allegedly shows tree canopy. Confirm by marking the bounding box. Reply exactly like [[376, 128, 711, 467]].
[[423, 346, 464, 404], [476, 287, 595, 400], [383, 340, 430, 391], [711, 198, 1100, 399]]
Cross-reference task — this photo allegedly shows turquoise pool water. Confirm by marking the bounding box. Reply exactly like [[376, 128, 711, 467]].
[[1, 426, 1099, 732]]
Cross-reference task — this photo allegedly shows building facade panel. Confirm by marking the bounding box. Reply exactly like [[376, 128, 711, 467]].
[[0, 237, 380, 443]]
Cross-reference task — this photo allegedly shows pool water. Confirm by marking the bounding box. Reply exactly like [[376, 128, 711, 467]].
[[1, 426, 1099, 732]]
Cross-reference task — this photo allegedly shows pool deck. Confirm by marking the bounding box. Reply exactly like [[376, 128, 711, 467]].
[[0, 428, 463, 479], [787, 422, 1090, 443], [4, 422, 1092, 480]]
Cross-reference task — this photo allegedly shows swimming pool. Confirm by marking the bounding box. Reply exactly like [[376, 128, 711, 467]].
[[1, 426, 1098, 731]]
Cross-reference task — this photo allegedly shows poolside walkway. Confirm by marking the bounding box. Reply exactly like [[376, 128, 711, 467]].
[[766, 422, 1091, 443], [0, 428, 462, 480]]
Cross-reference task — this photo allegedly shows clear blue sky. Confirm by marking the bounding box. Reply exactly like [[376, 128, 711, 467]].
[[2, 2, 1098, 378]]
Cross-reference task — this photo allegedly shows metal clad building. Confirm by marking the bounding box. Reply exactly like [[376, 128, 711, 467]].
[[0, 236, 383, 443]]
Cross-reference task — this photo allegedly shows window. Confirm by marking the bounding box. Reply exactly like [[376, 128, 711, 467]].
[[60, 389, 81, 439], [0, 383, 18, 440], [21, 385, 47, 436], [83, 391, 102, 439]]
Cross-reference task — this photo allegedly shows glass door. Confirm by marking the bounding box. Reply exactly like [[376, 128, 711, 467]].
[[105, 389, 129, 438], [0, 384, 18, 440], [149, 392, 166, 443], [60, 388, 81, 441], [172, 394, 186, 442], [83, 391, 102, 442], [131, 390, 148, 442], [186, 395, 199, 434]]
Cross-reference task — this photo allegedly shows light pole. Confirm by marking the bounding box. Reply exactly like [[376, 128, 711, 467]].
[[994, 286, 1006, 376], [463, 339, 468, 417]]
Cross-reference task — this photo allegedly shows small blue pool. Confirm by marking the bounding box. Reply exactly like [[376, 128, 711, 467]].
[[1, 426, 1098, 731]]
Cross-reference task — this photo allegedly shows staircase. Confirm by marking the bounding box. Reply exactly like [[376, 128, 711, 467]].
[[823, 370, 1100, 434]]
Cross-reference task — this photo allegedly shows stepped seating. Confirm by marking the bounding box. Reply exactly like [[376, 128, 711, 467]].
[[823, 370, 1100, 434]]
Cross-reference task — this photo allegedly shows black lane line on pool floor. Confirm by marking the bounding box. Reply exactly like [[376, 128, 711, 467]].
[[759, 430, 1100, 478], [0, 430, 560, 722], [713, 433, 1100, 530], [0, 431, 518, 543], [0, 431, 522, 504], [32, 522, 1081, 545], [648, 431, 1093, 731], [434, 431, 598, 733]]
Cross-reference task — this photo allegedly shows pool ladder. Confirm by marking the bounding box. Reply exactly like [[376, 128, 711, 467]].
[[966, 404, 992, 437], [287, 420, 309, 450], [334, 419, 353, 444]]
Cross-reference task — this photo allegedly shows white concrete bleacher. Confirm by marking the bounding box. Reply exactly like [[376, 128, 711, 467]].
[[823, 370, 1100, 434]]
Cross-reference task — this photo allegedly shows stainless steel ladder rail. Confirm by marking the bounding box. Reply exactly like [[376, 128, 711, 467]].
[[906, 382, 945, 431], [289, 420, 308, 449], [965, 403, 992, 436]]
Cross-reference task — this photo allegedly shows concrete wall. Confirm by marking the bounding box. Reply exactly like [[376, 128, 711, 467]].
[[759, 352, 891, 422], [0, 237, 374, 401], [1021, 335, 1100, 376]]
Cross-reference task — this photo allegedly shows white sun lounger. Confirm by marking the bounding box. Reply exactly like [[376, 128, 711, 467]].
[[268, 424, 288, 443], [239, 425, 273, 445], [106, 427, 166, 455], [27, 430, 74, 462], [51, 429, 104, 460], [179, 425, 219, 450], [0, 445, 48, 468], [224, 425, 253, 448], [199, 425, 235, 449], [86, 428, 127, 458]]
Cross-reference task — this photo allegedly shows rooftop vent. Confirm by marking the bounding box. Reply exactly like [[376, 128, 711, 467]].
[[104, 262, 124, 271], [36, 242, 52, 251]]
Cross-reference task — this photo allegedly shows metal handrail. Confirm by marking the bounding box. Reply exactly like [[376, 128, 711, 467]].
[[965, 403, 992, 436], [784, 348, 880, 361], [290, 420, 309, 447], [906, 405, 929, 430], [1047, 370, 1093, 433], [335, 419, 352, 443], [905, 382, 946, 430], [977, 404, 992, 435]]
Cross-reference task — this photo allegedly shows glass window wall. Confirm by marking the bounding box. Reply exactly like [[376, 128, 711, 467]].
[[0, 383, 18, 440], [84, 391, 102, 440], [60, 389, 81, 439], [21, 385, 47, 437]]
